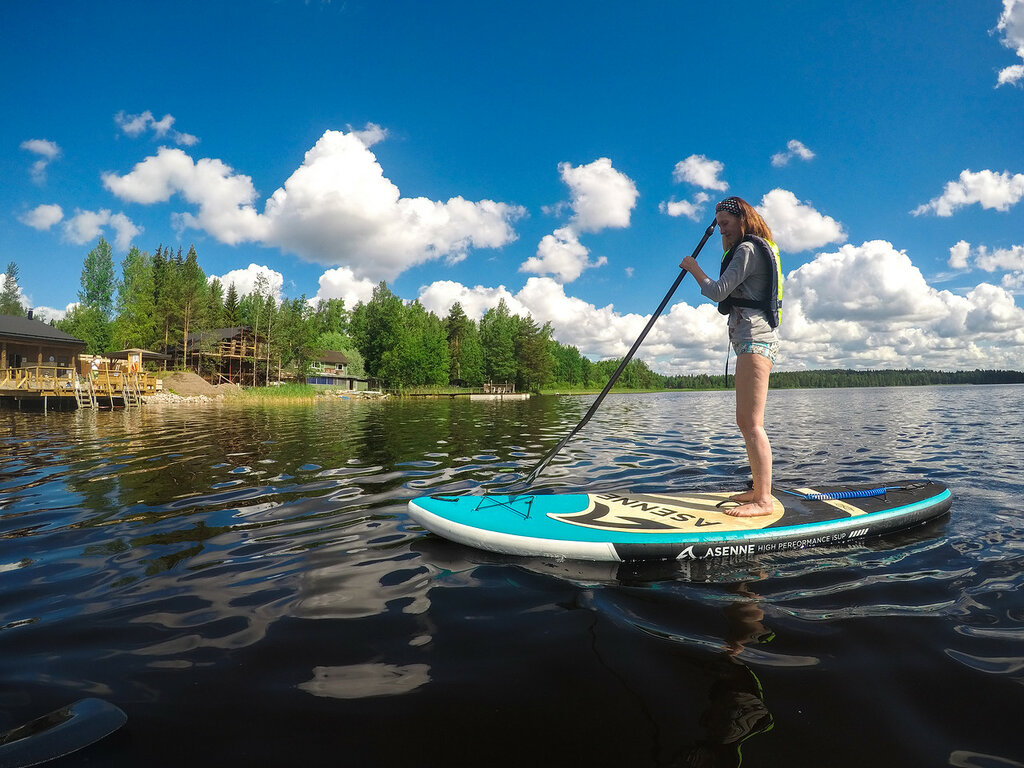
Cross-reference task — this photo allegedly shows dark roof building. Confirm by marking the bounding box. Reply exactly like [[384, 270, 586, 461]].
[[0, 313, 85, 369]]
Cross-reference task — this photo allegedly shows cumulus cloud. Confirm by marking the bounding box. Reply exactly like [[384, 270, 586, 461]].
[[770, 139, 816, 167], [103, 147, 265, 243], [19, 203, 64, 230], [755, 189, 847, 252], [521, 158, 635, 283], [558, 157, 639, 232], [314, 266, 377, 308], [672, 154, 729, 191], [995, 0, 1024, 87], [62, 209, 141, 251], [949, 240, 971, 270], [947, 240, 1024, 288], [911, 169, 1024, 216], [426, 238, 1024, 374], [103, 127, 526, 282], [20, 138, 61, 183], [115, 110, 199, 146], [659, 192, 711, 222], [209, 264, 285, 302], [520, 227, 607, 283], [781, 240, 1024, 369], [417, 280, 526, 322]]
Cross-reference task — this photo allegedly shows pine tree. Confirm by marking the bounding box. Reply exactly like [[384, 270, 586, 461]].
[[206, 278, 225, 330], [445, 302, 483, 386], [0, 262, 26, 316], [224, 282, 240, 326], [179, 245, 207, 368]]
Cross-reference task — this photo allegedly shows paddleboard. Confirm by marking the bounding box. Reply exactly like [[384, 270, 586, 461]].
[[407, 480, 951, 562]]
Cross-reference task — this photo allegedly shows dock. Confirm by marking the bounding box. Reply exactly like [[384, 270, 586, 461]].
[[0, 363, 158, 411]]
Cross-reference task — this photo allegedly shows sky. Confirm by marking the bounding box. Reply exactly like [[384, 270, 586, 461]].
[[2, 0, 1023, 375]]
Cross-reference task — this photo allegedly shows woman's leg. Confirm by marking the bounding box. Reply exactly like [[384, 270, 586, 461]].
[[725, 352, 774, 517]]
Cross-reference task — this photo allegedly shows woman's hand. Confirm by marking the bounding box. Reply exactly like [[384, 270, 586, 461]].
[[679, 255, 698, 272]]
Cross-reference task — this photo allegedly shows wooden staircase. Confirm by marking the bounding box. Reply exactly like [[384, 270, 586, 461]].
[[74, 377, 98, 409]]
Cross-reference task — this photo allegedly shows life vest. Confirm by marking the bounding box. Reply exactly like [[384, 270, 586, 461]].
[[717, 235, 783, 329]]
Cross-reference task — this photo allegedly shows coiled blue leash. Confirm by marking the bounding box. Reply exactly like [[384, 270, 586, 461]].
[[780, 486, 900, 501]]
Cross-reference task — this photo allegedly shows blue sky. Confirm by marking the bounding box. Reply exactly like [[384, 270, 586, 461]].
[[3, 0, 1023, 373]]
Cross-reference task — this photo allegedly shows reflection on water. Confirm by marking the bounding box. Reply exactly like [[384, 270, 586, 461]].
[[0, 386, 1022, 766]]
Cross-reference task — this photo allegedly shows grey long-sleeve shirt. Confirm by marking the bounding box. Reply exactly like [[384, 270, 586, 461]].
[[699, 240, 779, 344]]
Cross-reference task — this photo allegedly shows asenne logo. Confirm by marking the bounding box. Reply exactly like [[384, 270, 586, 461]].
[[548, 493, 729, 533]]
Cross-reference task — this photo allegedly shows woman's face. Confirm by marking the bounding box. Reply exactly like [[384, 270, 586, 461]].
[[716, 211, 742, 249]]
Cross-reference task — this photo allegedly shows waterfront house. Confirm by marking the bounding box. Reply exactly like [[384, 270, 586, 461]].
[[306, 351, 367, 390], [0, 312, 85, 371]]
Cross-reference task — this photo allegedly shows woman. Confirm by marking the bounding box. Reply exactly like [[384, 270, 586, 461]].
[[679, 196, 781, 517]]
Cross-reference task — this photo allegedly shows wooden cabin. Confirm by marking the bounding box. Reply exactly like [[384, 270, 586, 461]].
[[305, 351, 367, 390], [0, 314, 158, 410]]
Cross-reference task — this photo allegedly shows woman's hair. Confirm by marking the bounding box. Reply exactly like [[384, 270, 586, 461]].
[[717, 196, 774, 242]]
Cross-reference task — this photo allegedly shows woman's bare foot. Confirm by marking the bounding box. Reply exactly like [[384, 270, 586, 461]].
[[729, 489, 757, 503], [723, 500, 775, 517]]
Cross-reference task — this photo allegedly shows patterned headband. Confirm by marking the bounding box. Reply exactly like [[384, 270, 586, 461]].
[[715, 197, 742, 217]]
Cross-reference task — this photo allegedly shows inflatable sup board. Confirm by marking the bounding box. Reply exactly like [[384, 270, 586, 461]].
[[407, 481, 951, 562]]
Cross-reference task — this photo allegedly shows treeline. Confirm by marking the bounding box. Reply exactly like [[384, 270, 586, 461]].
[[661, 368, 1024, 390], [15, 239, 363, 382], [5, 239, 587, 391], [5, 242, 1023, 392]]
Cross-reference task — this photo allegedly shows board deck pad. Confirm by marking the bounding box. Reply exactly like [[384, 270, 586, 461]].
[[407, 481, 951, 562]]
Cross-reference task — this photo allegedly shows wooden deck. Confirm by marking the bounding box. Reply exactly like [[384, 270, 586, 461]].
[[0, 364, 159, 410]]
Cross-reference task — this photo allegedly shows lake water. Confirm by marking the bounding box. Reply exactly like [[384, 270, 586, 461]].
[[0, 386, 1021, 767]]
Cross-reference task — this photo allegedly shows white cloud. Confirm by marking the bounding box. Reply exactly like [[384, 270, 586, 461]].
[[62, 209, 141, 251], [949, 240, 971, 270], [780, 240, 1024, 369], [417, 237, 1024, 374], [520, 158, 634, 283], [911, 169, 1024, 216], [103, 127, 526, 282], [115, 110, 199, 146], [948, 241, 1024, 285], [770, 139, 816, 167], [417, 280, 526, 322], [755, 189, 846, 252], [103, 147, 264, 243], [210, 264, 285, 302], [314, 267, 377, 308], [19, 203, 64, 230], [659, 192, 711, 221], [520, 227, 607, 283], [672, 154, 728, 191], [558, 157, 638, 232], [995, 0, 1024, 86], [20, 138, 61, 183]]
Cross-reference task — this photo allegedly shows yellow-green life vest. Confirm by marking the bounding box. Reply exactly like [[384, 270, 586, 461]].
[[717, 235, 783, 328]]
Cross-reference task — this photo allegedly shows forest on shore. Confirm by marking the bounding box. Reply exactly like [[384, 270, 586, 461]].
[[2, 241, 1022, 393]]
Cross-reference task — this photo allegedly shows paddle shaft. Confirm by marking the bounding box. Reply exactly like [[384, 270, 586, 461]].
[[505, 219, 718, 493]]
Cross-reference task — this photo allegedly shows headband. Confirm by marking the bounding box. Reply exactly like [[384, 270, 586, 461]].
[[715, 197, 742, 217]]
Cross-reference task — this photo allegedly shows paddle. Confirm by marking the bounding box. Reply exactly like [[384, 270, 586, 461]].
[[497, 218, 718, 494], [0, 698, 127, 768]]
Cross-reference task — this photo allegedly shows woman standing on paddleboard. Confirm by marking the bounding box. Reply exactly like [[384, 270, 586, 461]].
[[679, 196, 783, 517]]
